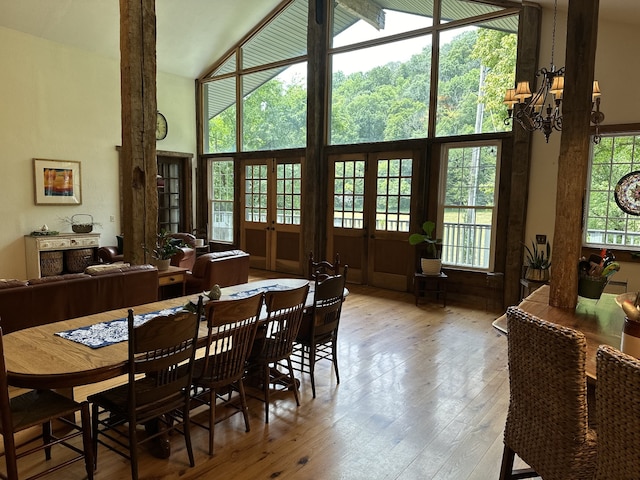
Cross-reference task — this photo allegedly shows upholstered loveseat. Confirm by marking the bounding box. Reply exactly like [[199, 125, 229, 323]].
[[98, 233, 196, 270], [185, 250, 250, 294], [0, 264, 158, 334]]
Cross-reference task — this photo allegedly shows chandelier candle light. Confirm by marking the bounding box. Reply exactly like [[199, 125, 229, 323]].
[[503, 0, 604, 143]]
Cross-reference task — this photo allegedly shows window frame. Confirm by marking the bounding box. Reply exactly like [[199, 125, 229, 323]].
[[437, 139, 502, 272]]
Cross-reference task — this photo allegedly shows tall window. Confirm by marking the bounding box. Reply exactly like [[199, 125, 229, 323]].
[[209, 159, 234, 242], [439, 141, 500, 270], [585, 133, 640, 249], [202, 0, 308, 153]]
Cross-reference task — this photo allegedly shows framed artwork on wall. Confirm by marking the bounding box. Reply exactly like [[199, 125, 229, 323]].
[[33, 158, 82, 205]]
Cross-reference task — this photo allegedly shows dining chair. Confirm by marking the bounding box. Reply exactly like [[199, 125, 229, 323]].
[[190, 293, 263, 456], [594, 344, 640, 479], [0, 326, 94, 480], [308, 251, 341, 281], [499, 306, 596, 480], [247, 284, 310, 423], [292, 268, 348, 398], [88, 299, 202, 480]]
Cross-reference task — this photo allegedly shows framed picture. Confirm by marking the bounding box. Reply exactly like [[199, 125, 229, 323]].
[[33, 159, 82, 205]]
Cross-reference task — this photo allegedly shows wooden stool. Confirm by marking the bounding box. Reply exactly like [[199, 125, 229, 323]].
[[414, 272, 447, 307]]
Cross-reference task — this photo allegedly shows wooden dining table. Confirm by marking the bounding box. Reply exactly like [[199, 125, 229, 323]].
[[3, 278, 313, 391], [493, 284, 626, 381]]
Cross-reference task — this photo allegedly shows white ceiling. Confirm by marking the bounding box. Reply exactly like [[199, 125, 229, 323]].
[[0, 0, 281, 79], [0, 0, 636, 79]]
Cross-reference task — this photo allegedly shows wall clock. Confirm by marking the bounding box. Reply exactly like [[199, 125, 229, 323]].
[[156, 111, 168, 140], [614, 171, 640, 215]]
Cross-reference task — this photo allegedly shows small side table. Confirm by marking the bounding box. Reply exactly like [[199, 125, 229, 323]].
[[414, 272, 448, 307], [158, 266, 189, 299], [520, 278, 547, 300]]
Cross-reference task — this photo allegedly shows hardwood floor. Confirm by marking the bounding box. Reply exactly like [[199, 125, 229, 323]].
[[10, 270, 533, 479]]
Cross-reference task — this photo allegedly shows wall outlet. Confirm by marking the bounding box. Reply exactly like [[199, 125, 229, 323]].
[[536, 234, 547, 244], [110, 215, 115, 223]]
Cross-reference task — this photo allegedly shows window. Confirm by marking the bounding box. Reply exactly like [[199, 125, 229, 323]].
[[209, 159, 234, 242], [585, 133, 640, 249], [329, 2, 518, 145], [202, 0, 308, 154], [439, 141, 500, 270]]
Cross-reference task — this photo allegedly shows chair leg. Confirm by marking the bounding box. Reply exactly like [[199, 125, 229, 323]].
[[42, 420, 52, 460], [80, 402, 95, 480], [3, 430, 19, 480], [128, 418, 139, 480], [499, 444, 515, 480], [183, 405, 195, 467], [286, 357, 300, 407], [237, 379, 251, 433], [332, 338, 340, 384], [208, 388, 216, 456], [263, 363, 271, 424], [309, 344, 317, 399], [91, 402, 99, 470]]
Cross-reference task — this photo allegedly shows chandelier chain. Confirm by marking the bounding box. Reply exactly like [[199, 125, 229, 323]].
[[550, 0, 557, 66]]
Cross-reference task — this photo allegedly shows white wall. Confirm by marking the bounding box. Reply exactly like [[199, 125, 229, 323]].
[[0, 26, 196, 280], [525, 10, 640, 292]]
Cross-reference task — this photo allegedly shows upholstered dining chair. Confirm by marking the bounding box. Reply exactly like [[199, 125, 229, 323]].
[[594, 344, 640, 479], [190, 293, 263, 456], [499, 306, 597, 480], [292, 268, 348, 398], [89, 299, 202, 480], [0, 326, 94, 480], [247, 284, 309, 423], [308, 251, 341, 281]]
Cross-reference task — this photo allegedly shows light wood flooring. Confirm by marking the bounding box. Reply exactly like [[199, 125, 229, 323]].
[[8, 270, 532, 480]]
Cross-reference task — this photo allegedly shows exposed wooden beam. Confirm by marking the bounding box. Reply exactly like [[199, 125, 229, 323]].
[[549, 0, 599, 308], [119, 0, 158, 264]]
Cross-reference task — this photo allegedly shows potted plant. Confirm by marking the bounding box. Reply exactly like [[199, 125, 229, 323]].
[[524, 240, 551, 282], [143, 231, 185, 270], [409, 220, 443, 275]]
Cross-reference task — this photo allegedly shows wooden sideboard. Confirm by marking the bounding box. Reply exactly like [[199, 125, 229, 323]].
[[24, 233, 100, 278]]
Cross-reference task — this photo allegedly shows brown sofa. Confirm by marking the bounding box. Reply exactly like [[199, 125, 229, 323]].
[[98, 233, 196, 270], [0, 264, 158, 334], [185, 250, 250, 294]]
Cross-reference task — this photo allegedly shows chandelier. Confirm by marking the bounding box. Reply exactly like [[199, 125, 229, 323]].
[[503, 0, 604, 143]]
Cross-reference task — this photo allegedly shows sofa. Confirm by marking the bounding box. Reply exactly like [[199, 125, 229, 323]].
[[98, 233, 196, 271], [0, 264, 158, 334], [185, 250, 250, 294]]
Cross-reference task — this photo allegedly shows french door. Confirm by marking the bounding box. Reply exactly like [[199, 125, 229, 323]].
[[328, 151, 416, 290], [240, 156, 303, 274]]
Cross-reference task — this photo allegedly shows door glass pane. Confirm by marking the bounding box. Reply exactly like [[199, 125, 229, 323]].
[[375, 158, 412, 232], [333, 160, 365, 228], [276, 162, 302, 225], [245, 164, 268, 223]]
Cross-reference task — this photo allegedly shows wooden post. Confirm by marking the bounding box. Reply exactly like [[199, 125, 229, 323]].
[[303, 0, 328, 266], [549, 0, 599, 308], [503, 4, 540, 307], [119, 0, 158, 265]]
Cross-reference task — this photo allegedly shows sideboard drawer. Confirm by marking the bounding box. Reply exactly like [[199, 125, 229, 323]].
[[38, 238, 71, 250], [70, 237, 100, 248]]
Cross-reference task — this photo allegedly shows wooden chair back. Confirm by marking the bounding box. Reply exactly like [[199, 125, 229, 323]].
[[127, 303, 201, 419], [259, 284, 310, 363], [308, 251, 341, 281], [307, 270, 347, 341], [197, 293, 264, 388], [594, 344, 640, 479]]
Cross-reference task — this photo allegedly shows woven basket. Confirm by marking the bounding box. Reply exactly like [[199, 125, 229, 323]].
[[40, 251, 63, 277], [71, 214, 93, 233], [65, 248, 94, 273]]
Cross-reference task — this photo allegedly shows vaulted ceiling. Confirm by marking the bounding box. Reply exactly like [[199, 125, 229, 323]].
[[0, 0, 636, 80]]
